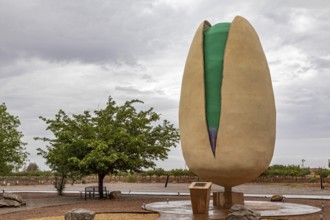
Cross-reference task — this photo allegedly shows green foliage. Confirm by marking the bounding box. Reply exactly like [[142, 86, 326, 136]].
[[298, 167, 311, 177], [169, 169, 196, 177], [0, 103, 28, 175], [145, 168, 167, 176], [308, 178, 318, 183], [126, 173, 136, 183], [24, 162, 40, 172], [262, 164, 311, 177], [36, 96, 180, 196], [7, 170, 53, 177], [315, 168, 330, 178], [142, 168, 196, 177]]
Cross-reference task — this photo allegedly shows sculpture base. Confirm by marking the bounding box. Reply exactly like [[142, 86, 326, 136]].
[[145, 200, 322, 220], [219, 191, 244, 209], [213, 187, 244, 209]]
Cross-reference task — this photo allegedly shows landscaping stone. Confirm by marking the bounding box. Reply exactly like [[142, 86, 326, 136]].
[[0, 192, 26, 207], [225, 204, 260, 220], [65, 208, 96, 220], [109, 191, 121, 199], [0, 199, 21, 207], [3, 192, 24, 204], [270, 194, 284, 202]]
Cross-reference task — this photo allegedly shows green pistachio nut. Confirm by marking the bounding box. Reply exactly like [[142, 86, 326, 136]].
[[179, 16, 276, 187]]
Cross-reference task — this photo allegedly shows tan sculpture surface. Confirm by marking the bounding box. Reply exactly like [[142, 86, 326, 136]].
[[179, 16, 276, 187]]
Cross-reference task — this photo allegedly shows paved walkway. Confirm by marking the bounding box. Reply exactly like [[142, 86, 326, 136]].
[[2, 182, 330, 198], [1, 183, 329, 218]]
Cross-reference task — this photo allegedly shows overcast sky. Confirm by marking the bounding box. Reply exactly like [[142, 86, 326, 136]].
[[1, 0, 329, 170]]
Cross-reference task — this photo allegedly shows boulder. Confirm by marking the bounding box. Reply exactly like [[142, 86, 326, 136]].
[[65, 208, 96, 220], [3, 192, 24, 205], [270, 194, 284, 202], [225, 204, 260, 220], [0, 199, 21, 208], [109, 191, 121, 199]]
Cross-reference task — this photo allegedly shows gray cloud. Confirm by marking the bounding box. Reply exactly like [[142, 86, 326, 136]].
[[1, 0, 330, 169], [0, 0, 187, 64]]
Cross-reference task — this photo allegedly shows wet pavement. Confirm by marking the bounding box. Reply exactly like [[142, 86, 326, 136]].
[[2, 182, 330, 197], [1, 183, 329, 219], [145, 200, 321, 219]]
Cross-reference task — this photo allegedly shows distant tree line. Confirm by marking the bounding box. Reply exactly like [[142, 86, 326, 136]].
[[261, 164, 311, 177]]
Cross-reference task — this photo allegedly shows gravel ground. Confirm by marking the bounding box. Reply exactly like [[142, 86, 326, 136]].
[[0, 193, 184, 220]]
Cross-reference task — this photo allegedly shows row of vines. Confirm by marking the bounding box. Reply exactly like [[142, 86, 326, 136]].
[[1, 166, 329, 186]]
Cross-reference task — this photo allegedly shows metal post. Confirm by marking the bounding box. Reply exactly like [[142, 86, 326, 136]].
[[321, 176, 324, 190], [164, 175, 169, 188], [320, 203, 324, 220]]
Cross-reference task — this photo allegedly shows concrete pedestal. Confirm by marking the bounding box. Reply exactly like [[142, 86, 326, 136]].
[[213, 191, 220, 206], [189, 182, 212, 214], [146, 200, 322, 220], [220, 187, 244, 209]]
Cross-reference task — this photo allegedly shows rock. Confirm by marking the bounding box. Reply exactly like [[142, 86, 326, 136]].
[[270, 194, 284, 202], [65, 208, 96, 220], [109, 191, 121, 199], [225, 204, 260, 220], [3, 192, 25, 205], [0, 199, 21, 208], [0, 192, 26, 208]]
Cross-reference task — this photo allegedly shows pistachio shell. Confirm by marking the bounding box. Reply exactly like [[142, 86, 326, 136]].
[[179, 16, 276, 187]]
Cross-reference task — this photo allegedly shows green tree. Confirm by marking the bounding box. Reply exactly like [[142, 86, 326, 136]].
[[0, 103, 28, 175], [145, 168, 167, 177], [315, 168, 330, 178], [315, 168, 330, 190], [36, 97, 180, 197], [298, 168, 311, 177], [262, 164, 310, 178], [24, 162, 40, 172], [35, 110, 90, 195]]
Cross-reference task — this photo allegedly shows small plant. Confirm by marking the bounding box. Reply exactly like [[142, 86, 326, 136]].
[[126, 174, 136, 183], [308, 178, 317, 183]]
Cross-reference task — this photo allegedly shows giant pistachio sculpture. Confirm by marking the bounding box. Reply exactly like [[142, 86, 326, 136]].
[[179, 16, 276, 187]]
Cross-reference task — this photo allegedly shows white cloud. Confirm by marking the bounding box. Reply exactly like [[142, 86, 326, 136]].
[[289, 8, 315, 33]]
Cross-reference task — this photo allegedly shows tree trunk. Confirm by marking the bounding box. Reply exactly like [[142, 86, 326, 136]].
[[54, 175, 66, 196], [98, 173, 106, 198], [321, 176, 325, 190]]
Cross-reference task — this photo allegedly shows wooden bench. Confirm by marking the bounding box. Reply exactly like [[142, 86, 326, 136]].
[[81, 186, 108, 200]]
